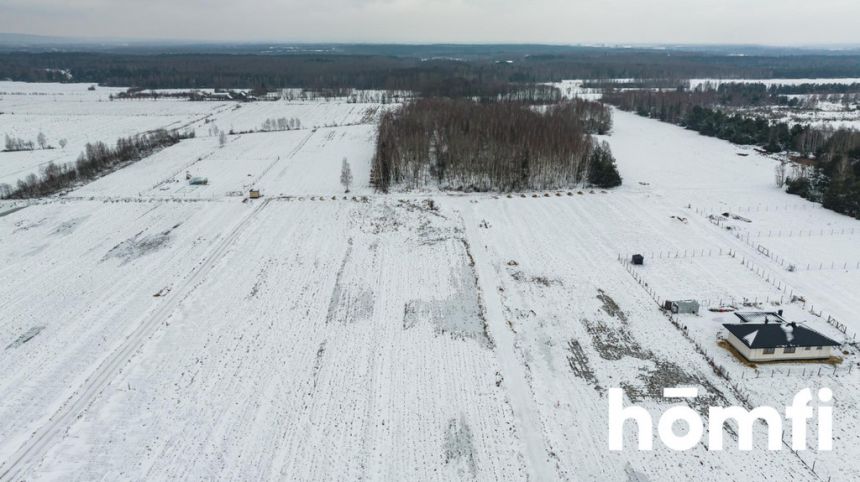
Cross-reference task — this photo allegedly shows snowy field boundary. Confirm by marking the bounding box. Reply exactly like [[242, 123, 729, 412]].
[[685, 203, 859, 343], [735, 232, 860, 273], [700, 208, 860, 273], [619, 251, 857, 346]]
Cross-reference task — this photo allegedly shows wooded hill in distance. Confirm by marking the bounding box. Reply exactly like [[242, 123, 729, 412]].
[[6, 47, 860, 93]]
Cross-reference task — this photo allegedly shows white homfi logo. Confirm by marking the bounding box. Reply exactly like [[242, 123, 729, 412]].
[[608, 387, 833, 451]]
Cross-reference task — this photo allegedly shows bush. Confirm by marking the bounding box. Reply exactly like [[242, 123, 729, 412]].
[[785, 177, 812, 198]]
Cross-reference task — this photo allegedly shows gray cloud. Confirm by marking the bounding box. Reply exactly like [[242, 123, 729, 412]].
[[1, 0, 858, 45]]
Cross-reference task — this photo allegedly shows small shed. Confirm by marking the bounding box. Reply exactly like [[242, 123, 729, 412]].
[[249, 189, 261, 199], [723, 323, 840, 362], [631, 254, 644, 265], [663, 299, 699, 315]]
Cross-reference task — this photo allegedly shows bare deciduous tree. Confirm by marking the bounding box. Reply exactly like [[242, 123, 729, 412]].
[[340, 157, 353, 193], [5, 133, 34, 152], [775, 162, 787, 188]]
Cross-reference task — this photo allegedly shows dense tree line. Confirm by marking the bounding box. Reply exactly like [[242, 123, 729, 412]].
[[7, 50, 860, 95], [0, 129, 193, 199], [4, 134, 35, 151], [0, 53, 567, 101], [606, 82, 860, 114], [712, 83, 772, 106], [261, 117, 302, 132], [581, 79, 689, 90], [769, 83, 860, 95], [372, 99, 619, 192], [602, 89, 718, 124], [604, 89, 860, 219], [786, 130, 860, 218], [686, 82, 860, 108], [112, 88, 196, 100], [685, 107, 795, 150], [703, 82, 860, 107]]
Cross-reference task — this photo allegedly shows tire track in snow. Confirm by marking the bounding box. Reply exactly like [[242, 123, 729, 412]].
[[0, 199, 271, 481], [253, 129, 316, 187], [460, 206, 556, 481]]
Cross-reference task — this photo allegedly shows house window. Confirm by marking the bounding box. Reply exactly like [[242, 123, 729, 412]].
[[817, 346, 824, 351], [763, 348, 775, 355], [804, 347, 811, 351], [784, 347, 796, 354]]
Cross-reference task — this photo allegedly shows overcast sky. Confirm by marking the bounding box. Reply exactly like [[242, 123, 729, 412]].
[[2, 0, 859, 45]]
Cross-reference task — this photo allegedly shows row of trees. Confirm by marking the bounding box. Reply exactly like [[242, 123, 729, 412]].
[[581, 79, 688, 90], [4, 132, 64, 151], [602, 89, 718, 124], [111, 88, 195, 100], [605, 83, 860, 116], [372, 99, 620, 192], [260, 117, 302, 132], [4, 134, 34, 151], [1, 129, 193, 199], [785, 130, 860, 218], [769, 83, 860, 95]]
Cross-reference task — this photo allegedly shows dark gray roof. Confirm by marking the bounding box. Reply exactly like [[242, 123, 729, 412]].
[[734, 311, 787, 324], [723, 323, 841, 349]]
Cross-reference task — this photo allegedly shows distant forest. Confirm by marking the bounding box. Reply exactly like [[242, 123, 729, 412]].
[[372, 99, 619, 192], [603, 89, 860, 219], [683, 82, 860, 107], [5, 49, 860, 95]]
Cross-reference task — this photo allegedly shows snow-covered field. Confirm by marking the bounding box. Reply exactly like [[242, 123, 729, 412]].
[[74, 124, 379, 199], [201, 101, 386, 133], [0, 82, 230, 186], [0, 85, 858, 481]]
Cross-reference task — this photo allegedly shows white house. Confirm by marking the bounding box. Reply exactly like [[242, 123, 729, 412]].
[[723, 322, 841, 362]]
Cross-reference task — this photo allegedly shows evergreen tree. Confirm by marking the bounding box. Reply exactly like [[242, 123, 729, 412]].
[[587, 141, 622, 188]]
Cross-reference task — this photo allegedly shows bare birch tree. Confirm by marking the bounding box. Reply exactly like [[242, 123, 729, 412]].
[[775, 162, 787, 188], [340, 157, 353, 193]]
